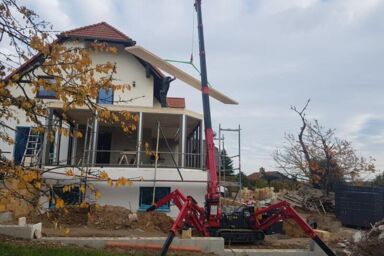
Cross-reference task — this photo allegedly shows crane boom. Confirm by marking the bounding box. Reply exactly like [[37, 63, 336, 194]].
[[195, 0, 221, 227]]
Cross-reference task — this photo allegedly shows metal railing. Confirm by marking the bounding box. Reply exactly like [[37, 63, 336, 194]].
[[48, 149, 203, 169]]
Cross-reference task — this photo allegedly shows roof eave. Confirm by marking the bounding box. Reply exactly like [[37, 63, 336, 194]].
[[57, 34, 136, 46]]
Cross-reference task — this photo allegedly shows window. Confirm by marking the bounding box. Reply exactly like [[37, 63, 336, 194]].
[[49, 186, 80, 208], [36, 76, 57, 99], [97, 88, 114, 104], [139, 187, 171, 211]]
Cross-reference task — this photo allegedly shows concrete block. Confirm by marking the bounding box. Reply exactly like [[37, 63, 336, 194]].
[[41, 236, 325, 255], [0, 222, 42, 239], [18, 217, 26, 226], [42, 237, 225, 254], [181, 228, 192, 239], [224, 249, 312, 256]]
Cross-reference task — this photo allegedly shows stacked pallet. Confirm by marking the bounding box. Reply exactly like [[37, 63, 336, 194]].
[[240, 187, 275, 201]]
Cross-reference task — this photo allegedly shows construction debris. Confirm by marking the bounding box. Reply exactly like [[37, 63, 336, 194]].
[[278, 185, 334, 213], [239, 187, 276, 207], [350, 219, 384, 256]]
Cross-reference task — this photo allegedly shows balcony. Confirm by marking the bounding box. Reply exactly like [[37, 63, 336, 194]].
[[42, 108, 203, 170]]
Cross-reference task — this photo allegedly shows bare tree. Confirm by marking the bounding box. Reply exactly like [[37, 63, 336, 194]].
[[273, 100, 375, 192]]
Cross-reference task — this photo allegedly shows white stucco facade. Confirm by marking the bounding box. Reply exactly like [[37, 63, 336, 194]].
[[91, 45, 155, 108], [43, 167, 207, 218]]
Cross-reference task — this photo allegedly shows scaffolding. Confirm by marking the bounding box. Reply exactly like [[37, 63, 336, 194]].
[[217, 124, 242, 191]]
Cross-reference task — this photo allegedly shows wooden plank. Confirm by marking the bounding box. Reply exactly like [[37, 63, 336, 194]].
[[125, 46, 238, 105]]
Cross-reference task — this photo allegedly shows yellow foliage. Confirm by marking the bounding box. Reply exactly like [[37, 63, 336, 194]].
[[22, 171, 39, 183], [55, 198, 64, 209], [95, 190, 101, 199], [64, 228, 70, 235], [109, 47, 118, 54], [6, 137, 14, 145], [79, 202, 88, 208], [73, 131, 83, 139], [34, 182, 41, 189], [88, 183, 95, 191], [116, 177, 127, 186], [65, 169, 74, 176], [99, 171, 109, 180], [62, 185, 73, 193]]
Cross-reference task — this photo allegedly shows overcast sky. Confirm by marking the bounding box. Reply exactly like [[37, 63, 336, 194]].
[[22, 0, 384, 176]]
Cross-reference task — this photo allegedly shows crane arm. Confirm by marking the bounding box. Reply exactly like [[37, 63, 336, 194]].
[[255, 201, 336, 256]]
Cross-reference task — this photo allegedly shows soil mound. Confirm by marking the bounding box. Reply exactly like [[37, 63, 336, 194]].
[[135, 212, 174, 233], [88, 205, 133, 229], [29, 205, 174, 233], [28, 206, 88, 227]]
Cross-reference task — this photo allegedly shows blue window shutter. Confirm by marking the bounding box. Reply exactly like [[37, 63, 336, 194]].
[[98, 88, 113, 104], [13, 127, 30, 165]]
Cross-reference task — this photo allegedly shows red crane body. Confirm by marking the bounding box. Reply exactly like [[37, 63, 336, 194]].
[[147, 1, 336, 255]]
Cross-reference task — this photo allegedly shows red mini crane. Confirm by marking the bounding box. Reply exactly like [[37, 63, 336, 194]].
[[147, 1, 336, 255]]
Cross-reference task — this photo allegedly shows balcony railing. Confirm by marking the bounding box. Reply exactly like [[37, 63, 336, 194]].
[[48, 149, 202, 169]]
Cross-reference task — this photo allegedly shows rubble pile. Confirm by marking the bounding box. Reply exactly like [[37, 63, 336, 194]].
[[350, 219, 384, 256], [278, 186, 334, 213]]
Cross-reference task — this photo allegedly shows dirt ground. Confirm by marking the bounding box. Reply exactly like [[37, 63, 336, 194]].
[[21, 204, 362, 253], [26, 205, 173, 237]]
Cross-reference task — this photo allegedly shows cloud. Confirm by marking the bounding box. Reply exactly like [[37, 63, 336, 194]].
[[339, 114, 384, 171], [25, 0, 72, 30]]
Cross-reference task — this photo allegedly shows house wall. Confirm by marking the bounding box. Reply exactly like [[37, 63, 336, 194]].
[[99, 126, 138, 164], [94, 181, 206, 218], [43, 167, 207, 218], [90, 44, 154, 108], [0, 40, 156, 162]]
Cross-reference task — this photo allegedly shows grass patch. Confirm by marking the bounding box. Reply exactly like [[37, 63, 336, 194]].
[[0, 242, 151, 256]]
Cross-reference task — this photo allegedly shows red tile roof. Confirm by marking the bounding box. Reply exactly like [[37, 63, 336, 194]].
[[5, 23, 165, 83], [60, 22, 133, 44], [166, 97, 185, 108], [248, 171, 288, 181]]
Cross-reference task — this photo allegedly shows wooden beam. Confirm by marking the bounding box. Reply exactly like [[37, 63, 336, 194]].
[[125, 46, 238, 105]]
